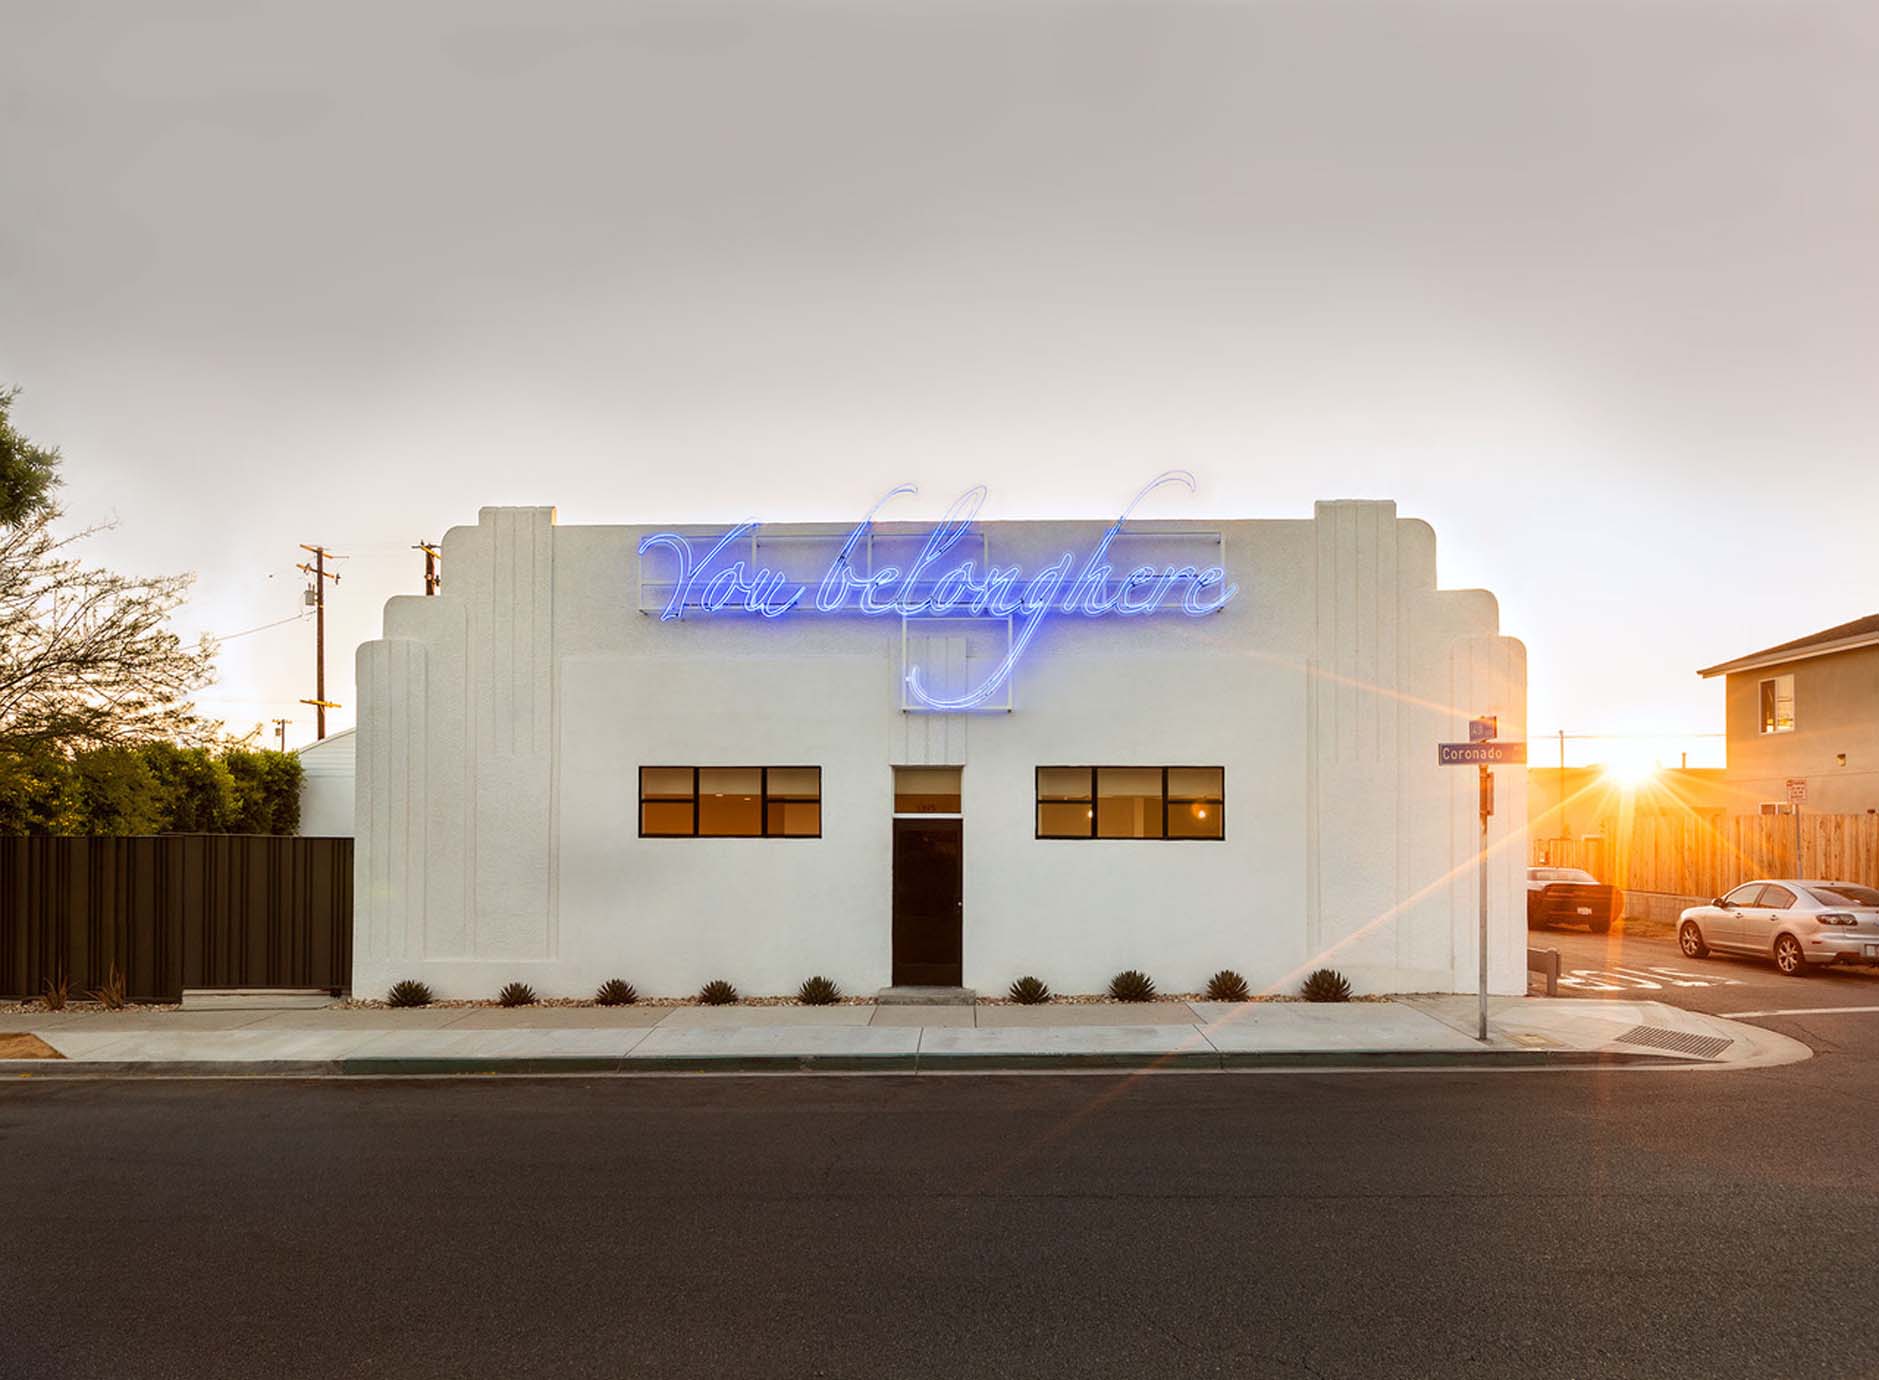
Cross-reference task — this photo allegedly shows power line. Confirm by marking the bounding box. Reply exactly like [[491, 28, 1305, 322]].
[[210, 611, 310, 643], [1545, 730, 1726, 740]]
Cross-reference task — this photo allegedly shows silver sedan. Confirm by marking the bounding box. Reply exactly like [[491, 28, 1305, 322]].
[[1679, 879, 1879, 976]]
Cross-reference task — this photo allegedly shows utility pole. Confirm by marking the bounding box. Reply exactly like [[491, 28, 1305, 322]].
[[296, 544, 342, 740], [271, 718, 290, 752], [1558, 729, 1567, 839], [413, 541, 442, 595]]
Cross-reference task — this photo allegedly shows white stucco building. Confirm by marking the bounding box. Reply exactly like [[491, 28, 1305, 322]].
[[297, 728, 356, 837], [352, 478, 1527, 1001]]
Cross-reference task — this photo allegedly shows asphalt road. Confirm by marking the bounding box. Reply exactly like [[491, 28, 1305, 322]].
[[1532, 917, 1879, 1055], [4, 935, 1876, 1380]]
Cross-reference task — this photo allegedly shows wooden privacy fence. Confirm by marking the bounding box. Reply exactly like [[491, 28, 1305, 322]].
[[1534, 813, 1879, 899], [0, 836, 352, 1003]]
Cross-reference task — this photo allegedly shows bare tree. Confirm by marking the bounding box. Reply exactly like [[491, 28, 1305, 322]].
[[0, 512, 220, 752], [0, 391, 219, 753]]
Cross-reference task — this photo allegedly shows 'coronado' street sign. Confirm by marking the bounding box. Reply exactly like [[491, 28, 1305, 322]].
[[1438, 741, 1527, 766]]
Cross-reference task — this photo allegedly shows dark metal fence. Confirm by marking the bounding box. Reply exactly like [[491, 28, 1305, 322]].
[[0, 836, 352, 1003]]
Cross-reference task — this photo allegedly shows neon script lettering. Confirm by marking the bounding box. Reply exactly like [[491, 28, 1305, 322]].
[[638, 471, 1238, 709]]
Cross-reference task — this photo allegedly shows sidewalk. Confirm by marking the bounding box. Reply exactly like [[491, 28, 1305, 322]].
[[0, 995, 1809, 1077]]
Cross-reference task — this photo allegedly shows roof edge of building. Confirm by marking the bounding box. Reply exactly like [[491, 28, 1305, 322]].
[[1698, 621, 1879, 678]]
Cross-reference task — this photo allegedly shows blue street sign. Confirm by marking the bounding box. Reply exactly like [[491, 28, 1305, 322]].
[[1439, 741, 1527, 766], [1469, 716, 1498, 742]]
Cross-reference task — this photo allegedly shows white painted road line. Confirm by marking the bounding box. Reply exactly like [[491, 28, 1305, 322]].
[[1719, 1005, 1879, 1019], [1557, 966, 1745, 992]]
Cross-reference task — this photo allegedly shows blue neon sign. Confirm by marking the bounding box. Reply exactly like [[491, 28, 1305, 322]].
[[638, 471, 1237, 710]]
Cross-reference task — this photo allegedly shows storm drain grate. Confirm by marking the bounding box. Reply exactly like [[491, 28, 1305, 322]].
[[1614, 1025, 1733, 1060]]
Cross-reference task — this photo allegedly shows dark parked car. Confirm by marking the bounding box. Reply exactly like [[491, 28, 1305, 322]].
[[1526, 866, 1622, 933]]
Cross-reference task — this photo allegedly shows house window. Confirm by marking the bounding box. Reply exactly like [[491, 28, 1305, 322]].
[[1035, 766, 1225, 840], [764, 767, 822, 837], [1759, 674, 1795, 734], [1166, 767, 1226, 839], [639, 767, 696, 836], [1098, 767, 1164, 838], [1036, 767, 1095, 838], [639, 767, 822, 838]]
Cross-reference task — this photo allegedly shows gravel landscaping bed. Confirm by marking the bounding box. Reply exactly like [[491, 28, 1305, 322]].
[[343, 994, 878, 1009], [0, 1000, 183, 1014], [6, 990, 1395, 1014], [339, 990, 1396, 1008]]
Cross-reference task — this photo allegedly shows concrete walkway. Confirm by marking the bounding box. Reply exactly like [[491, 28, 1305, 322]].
[[0, 995, 1807, 1076]]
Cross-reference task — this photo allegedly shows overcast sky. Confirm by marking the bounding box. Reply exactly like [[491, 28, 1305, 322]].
[[4, 0, 1874, 761]]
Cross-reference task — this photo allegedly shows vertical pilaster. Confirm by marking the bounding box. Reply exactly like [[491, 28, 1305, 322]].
[[354, 639, 427, 962], [467, 507, 558, 959], [1309, 501, 1403, 969]]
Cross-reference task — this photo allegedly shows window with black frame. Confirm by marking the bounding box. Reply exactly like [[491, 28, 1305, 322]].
[[1165, 766, 1224, 839], [639, 766, 822, 838], [1035, 766, 1223, 840]]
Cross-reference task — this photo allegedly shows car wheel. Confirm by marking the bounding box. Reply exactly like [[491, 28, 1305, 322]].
[[1679, 921, 1709, 959], [1588, 917, 1611, 935], [1774, 934, 1810, 977]]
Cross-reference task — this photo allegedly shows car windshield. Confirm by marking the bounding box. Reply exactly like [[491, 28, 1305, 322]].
[[1808, 884, 1879, 908]]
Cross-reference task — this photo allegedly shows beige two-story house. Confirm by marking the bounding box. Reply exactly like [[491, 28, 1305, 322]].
[[1699, 613, 1879, 816]]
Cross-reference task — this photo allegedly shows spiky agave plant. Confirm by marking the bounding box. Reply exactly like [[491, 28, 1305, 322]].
[[699, 979, 738, 1006], [498, 981, 538, 1007], [1205, 969, 1251, 1003], [595, 978, 638, 1006], [1107, 969, 1157, 1002], [797, 975, 841, 1006], [41, 973, 69, 1012], [1007, 975, 1051, 1004], [88, 964, 128, 1010], [1300, 968, 1352, 1003], [387, 979, 434, 1008]]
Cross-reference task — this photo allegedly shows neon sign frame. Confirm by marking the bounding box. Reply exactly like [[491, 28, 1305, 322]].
[[636, 471, 1238, 711]]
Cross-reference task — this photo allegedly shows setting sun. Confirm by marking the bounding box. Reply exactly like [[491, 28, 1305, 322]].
[[1601, 748, 1663, 788]]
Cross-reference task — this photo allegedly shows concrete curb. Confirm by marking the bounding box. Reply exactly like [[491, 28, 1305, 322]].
[[912, 1050, 1224, 1072], [1, 998, 1807, 1078], [0, 1059, 343, 1079], [340, 1056, 631, 1076], [569, 1054, 922, 1074], [1209, 1048, 1690, 1069], [1, 1046, 1710, 1078]]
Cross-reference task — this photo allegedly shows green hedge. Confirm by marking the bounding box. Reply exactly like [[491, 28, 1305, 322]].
[[0, 744, 303, 836]]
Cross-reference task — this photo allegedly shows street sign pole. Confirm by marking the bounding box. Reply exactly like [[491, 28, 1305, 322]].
[[1478, 766, 1491, 1042], [1786, 778, 1808, 873], [1440, 726, 1524, 1044]]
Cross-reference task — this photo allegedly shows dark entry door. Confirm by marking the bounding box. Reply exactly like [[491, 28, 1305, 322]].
[[892, 819, 962, 986]]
